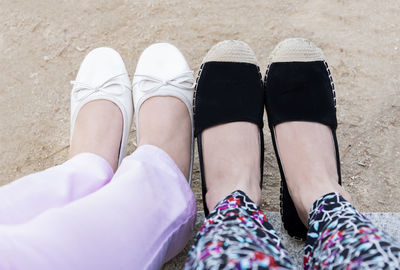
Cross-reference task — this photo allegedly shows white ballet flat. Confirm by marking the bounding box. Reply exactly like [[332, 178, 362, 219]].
[[70, 47, 133, 166], [133, 43, 194, 183]]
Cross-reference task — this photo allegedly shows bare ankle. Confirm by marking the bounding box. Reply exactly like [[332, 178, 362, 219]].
[[275, 122, 348, 226], [69, 100, 122, 172], [205, 176, 262, 211], [137, 97, 191, 179], [202, 123, 262, 210], [291, 181, 352, 225]]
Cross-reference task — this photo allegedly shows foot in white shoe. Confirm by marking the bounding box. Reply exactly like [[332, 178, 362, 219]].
[[133, 43, 194, 181], [69, 47, 133, 171]]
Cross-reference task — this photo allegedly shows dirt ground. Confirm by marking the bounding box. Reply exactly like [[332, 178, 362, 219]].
[[1, 0, 399, 268]]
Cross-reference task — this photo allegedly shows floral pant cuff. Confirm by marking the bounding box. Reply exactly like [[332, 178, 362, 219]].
[[304, 192, 400, 269], [185, 190, 295, 269], [185, 191, 400, 270]]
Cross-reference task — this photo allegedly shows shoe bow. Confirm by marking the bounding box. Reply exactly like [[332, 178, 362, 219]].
[[133, 71, 194, 94], [71, 73, 131, 101]]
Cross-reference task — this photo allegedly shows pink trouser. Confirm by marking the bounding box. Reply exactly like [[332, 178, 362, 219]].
[[0, 145, 196, 270]]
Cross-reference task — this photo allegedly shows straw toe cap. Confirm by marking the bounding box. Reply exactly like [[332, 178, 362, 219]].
[[269, 38, 325, 63], [202, 40, 258, 65]]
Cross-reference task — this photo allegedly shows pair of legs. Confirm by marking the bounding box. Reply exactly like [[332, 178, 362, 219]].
[[186, 40, 400, 269], [70, 97, 191, 178], [202, 121, 350, 226], [0, 46, 195, 269]]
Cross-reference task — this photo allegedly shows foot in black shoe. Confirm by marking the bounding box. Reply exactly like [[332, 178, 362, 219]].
[[194, 40, 265, 216], [264, 38, 352, 239]]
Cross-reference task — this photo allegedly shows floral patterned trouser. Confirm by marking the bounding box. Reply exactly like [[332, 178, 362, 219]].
[[185, 191, 400, 269]]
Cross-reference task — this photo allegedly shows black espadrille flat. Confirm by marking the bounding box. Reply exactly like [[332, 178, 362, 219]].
[[194, 40, 265, 217], [264, 38, 342, 240]]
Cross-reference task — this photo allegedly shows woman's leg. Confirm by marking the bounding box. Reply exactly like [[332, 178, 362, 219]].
[[274, 122, 399, 269], [186, 190, 295, 269], [0, 44, 196, 270], [0, 96, 195, 270], [304, 193, 400, 269], [186, 40, 295, 269], [0, 87, 124, 225], [0, 47, 129, 225], [185, 122, 295, 269], [267, 39, 400, 268], [0, 145, 195, 270], [0, 92, 196, 269], [0, 152, 113, 225]]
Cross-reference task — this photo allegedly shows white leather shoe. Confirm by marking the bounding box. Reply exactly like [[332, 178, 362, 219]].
[[70, 47, 133, 166], [133, 43, 194, 183]]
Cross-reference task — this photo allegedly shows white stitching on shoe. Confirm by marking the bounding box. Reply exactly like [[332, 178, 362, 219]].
[[71, 73, 131, 102], [324, 61, 336, 108], [192, 64, 204, 116]]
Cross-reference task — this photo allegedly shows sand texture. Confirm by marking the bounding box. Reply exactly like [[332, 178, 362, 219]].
[[0, 0, 399, 268]]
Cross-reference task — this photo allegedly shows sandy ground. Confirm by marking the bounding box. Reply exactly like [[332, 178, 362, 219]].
[[1, 0, 399, 268]]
